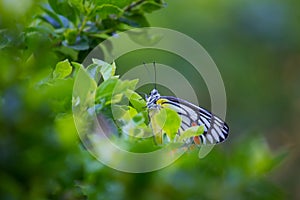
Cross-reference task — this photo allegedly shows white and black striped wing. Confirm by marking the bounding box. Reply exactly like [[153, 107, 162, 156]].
[[159, 96, 229, 145]]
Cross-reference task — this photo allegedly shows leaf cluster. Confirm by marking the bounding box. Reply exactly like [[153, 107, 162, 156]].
[[71, 59, 203, 151], [31, 0, 164, 60]]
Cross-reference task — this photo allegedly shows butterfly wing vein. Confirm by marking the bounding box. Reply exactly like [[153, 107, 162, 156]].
[[160, 96, 229, 145]]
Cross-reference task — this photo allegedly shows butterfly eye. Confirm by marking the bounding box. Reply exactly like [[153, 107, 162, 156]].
[[151, 89, 158, 95]]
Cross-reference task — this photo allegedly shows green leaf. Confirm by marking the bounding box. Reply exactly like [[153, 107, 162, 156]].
[[55, 46, 78, 61], [153, 107, 181, 141], [92, 59, 116, 80], [55, 114, 77, 148], [111, 104, 128, 119], [72, 66, 97, 110], [69, 0, 85, 13], [129, 1, 165, 14], [177, 125, 205, 142], [120, 107, 149, 138], [86, 63, 101, 83], [110, 93, 124, 104], [40, 6, 64, 28], [95, 77, 118, 102], [41, 78, 75, 113], [125, 89, 146, 111], [48, 0, 78, 24], [71, 61, 82, 76], [53, 59, 72, 79], [92, 4, 123, 19], [25, 25, 55, 36], [115, 79, 138, 94], [118, 105, 138, 123], [120, 14, 150, 27], [93, 0, 136, 8], [64, 29, 78, 44], [0, 32, 10, 49], [132, 112, 144, 125], [62, 36, 90, 51]]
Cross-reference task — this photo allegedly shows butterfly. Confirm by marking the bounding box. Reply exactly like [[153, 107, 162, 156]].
[[146, 89, 229, 145]]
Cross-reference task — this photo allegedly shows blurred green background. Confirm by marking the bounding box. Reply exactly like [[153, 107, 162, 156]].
[[1, 0, 299, 199]]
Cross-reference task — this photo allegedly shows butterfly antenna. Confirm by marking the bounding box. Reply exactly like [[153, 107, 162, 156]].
[[143, 62, 156, 90], [143, 62, 152, 80], [153, 61, 157, 89]]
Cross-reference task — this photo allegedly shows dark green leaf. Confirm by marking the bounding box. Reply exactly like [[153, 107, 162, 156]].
[[130, 1, 165, 13], [93, 0, 136, 8], [120, 14, 149, 27], [62, 36, 90, 51], [0, 31, 11, 49], [26, 25, 55, 36], [55, 46, 79, 61], [92, 4, 123, 19], [48, 0, 78, 24], [69, 0, 85, 13], [41, 6, 64, 28]]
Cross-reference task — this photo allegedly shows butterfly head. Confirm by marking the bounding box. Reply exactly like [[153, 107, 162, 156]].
[[146, 89, 161, 109]]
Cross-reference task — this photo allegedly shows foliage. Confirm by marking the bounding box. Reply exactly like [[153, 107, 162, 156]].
[[74, 59, 203, 151], [0, 0, 291, 199], [1, 0, 165, 62]]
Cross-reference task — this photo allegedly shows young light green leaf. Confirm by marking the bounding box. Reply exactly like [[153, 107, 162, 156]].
[[153, 107, 181, 141], [71, 61, 82, 76], [125, 89, 146, 111], [115, 79, 138, 94], [92, 59, 116, 80], [120, 110, 148, 138], [112, 105, 128, 119], [110, 93, 124, 104], [41, 6, 64, 28], [72, 66, 97, 109], [111, 62, 117, 77], [86, 63, 101, 83], [95, 78, 118, 102], [119, 106, 139, 122], [177, 125, 205, 142], [53, 59, 72, 79]]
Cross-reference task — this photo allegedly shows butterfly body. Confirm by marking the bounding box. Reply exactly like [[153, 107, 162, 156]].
[[146, 89, 229, 145]]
